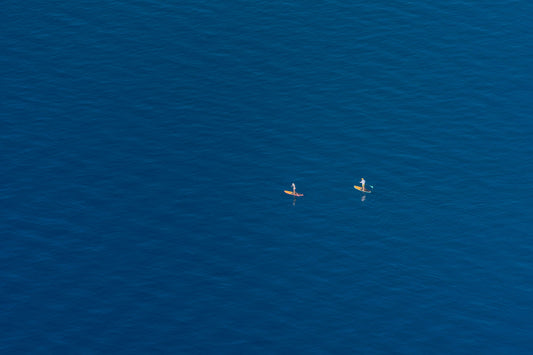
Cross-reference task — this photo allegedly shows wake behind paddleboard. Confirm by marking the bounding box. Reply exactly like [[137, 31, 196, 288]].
[[354, 185, 371, 193], [284, 190, 304, 197]]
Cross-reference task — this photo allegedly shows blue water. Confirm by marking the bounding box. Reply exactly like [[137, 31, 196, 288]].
[[3, 1, 533, 353]]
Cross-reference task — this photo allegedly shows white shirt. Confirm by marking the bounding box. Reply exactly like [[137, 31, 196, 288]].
[[360, 178, 365, 185]]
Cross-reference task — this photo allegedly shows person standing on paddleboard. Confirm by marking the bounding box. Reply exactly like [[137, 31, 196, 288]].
[[360, 178, 366, 191], [292, 183, 296, 194]]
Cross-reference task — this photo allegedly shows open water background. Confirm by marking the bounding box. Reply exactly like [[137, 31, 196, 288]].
[[3, 0, 533, 353]]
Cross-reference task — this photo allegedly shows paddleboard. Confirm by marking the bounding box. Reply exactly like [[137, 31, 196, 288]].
[[354, 185, 371, 193], [284, 190, 304, 197]]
